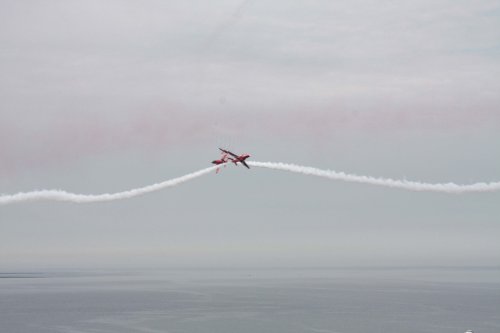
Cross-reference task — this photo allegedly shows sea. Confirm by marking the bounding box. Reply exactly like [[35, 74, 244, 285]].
[[1, 267, 499, 333]]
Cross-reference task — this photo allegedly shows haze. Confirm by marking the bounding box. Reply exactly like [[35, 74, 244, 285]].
[[1, 0, 499, 270]]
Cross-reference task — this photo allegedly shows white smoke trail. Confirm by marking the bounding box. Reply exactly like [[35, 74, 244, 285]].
[[0, 165, 220, 205], [247, 161, 500, 194], [1, 161, 499, 205]]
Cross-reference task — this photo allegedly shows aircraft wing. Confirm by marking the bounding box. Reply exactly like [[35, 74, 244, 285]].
[[219, 148, 238, 158], [241, 160, 250, 169]]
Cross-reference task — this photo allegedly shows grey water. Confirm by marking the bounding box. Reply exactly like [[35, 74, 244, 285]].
[[1, 267, 499, 333]]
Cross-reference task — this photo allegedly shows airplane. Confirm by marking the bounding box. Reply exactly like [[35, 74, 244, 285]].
[[219, 148, 251, 169], [212, 153, 228, 165], [211, 153, 229, 173]]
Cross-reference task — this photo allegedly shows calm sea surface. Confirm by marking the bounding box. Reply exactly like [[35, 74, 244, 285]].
[[1, 268, 499, 333]]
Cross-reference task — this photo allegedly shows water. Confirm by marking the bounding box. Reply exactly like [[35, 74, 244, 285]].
[[1, 268, 499, 333]]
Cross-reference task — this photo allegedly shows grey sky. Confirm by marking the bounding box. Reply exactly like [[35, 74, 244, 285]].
[[1, 0, 499, 270]]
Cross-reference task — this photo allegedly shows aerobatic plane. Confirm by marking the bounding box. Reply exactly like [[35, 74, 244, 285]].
[[212, 153, 228, 166], [211, 152, 229, 173], [219, 148, 251, 169]]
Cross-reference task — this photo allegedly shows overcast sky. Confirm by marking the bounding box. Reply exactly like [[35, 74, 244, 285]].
[[1, 0, 499, 270]]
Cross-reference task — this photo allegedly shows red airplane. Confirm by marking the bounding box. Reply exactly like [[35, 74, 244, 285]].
[[211, 153, 229, 173], [219, 148, 251, 169], [212, 153, 228, 165]]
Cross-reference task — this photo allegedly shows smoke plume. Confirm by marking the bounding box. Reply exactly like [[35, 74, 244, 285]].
[[1, 161, 499, 205], [248, 161, 500, 194], [0, 165, 219, 205]]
